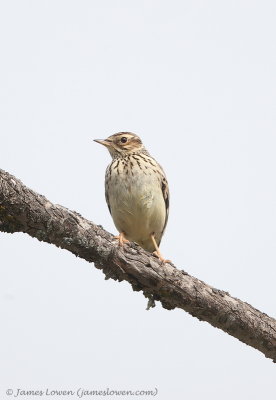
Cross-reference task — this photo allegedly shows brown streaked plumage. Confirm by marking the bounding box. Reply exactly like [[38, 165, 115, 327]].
[[94, 132, 169, 261]]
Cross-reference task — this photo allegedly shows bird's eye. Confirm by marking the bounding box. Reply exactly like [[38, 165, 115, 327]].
[[120, 137, 128, 143]]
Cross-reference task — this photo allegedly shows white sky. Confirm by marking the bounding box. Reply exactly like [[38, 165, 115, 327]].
[[0, 1, 275, 399]]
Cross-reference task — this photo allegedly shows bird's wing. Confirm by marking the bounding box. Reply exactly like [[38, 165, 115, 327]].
[[105, 165, 112, 215], [105, 189, 111, 215], [161, 174, 170, 236]]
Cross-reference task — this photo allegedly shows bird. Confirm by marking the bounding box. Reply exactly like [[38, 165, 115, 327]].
[[94, 132, 169, 261]]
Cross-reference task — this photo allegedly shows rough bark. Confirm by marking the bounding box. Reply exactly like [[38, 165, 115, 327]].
[[0, 168, 275, 362]]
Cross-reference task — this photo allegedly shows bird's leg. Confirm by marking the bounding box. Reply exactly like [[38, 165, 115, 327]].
[[150, 233, 170, 263], [114, 232, 130, 247]]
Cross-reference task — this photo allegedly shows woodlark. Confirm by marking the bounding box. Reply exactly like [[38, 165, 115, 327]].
[[94, 132, 169, 261]]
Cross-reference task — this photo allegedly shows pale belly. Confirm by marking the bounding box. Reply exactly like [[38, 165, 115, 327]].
[[107, 171, 166, 252]]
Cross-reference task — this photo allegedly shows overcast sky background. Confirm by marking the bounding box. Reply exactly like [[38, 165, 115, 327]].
[[0, 1, 275, 399]]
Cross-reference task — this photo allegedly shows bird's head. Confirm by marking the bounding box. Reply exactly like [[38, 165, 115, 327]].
[[94, 132, 145, 158]]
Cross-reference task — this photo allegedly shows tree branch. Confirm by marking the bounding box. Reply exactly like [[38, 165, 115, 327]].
[[0, 168, 275, 361]]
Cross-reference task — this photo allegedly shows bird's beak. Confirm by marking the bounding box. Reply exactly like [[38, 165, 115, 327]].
[[93, 139, 111, 147]]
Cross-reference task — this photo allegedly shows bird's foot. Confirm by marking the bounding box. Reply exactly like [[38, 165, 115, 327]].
[[150, 233, 170, 263], [153, 250, 171, 264], [114, 232, 130, 247]]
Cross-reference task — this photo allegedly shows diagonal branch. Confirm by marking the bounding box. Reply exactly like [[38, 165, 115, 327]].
[[0, 168, 275, 361]]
